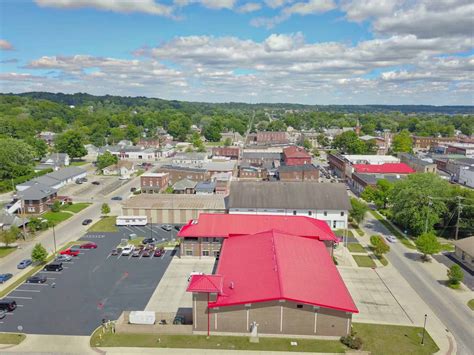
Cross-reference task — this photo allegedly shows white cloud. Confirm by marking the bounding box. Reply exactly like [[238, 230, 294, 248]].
[[0, 39, 14, 50], [237, 2, 262, 13], [264, 32, 304, 51], [341, 0, 399, 22], [283, 0, 335, 15], [34, 0, 174, 16], [173, 0, 237, 10], [264, 0, 294, 8]]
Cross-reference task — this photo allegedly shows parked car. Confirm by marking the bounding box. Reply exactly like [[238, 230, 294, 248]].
[[0, 299, 17, 312], [174, 225, 182, 231], [91, 181, 101, 185], [55, 254, 72, 262], [386, 235, 397, 243], [80, 242, 98, 249], [130, 187, 137, 192], [161, 224, 173, 231], [75, 179, 83, 184], [142, 237, 157, 245], [132, 249, 142, 257], [43, 262, 63, 272], [0, 274, 13, 284], [173, 315, 185, 325], [82, 219, 93, 225], [154, 248, 164, 257], [17, 259, 32, 269], [111, 196, 123, 201], [142, 250, 151, 257], [121, 245, 134, 256], [111, 249, 119, 256], [60, 248, 80, 256], [82, 177, 88, 182], [26, 275, 47, 284]]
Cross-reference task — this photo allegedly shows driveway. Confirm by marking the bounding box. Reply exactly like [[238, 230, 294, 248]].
[[0, 231, 173, 335]]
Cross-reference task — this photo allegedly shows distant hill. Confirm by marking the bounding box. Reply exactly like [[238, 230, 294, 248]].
[[7, 91, 473, 115]]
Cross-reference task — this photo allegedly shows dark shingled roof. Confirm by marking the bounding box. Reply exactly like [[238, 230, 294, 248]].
[[278, 164, 318, 173], [229, 182, 351, 210]]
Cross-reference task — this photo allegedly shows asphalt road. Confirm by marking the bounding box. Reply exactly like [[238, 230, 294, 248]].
[[0, 176, 140, 288], [363, 214, 474, 355], [0, 230, 174, 335]]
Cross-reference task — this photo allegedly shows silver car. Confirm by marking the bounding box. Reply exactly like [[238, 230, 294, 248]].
[[385, 235, 397, 243], [55, 254, 73, 262]]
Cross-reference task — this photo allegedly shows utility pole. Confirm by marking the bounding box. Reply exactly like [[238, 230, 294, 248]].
[[455, 196, 462, 240], [424, 197, 432, 233]]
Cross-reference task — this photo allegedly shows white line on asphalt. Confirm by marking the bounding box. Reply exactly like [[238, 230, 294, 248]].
[[0, 321, 3, 324], [16, 305, 24, 307], [5, 313, 14, 316], [9, 296, 32, 300], [46, 278, 56, 280], [63, 266, 69, 269], [39, 271, 62, 274], [23, 283, 49, 286], [11, 289, 41, 293]]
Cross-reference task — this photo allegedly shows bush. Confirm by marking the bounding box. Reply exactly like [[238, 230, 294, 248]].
[[447, 264, 464, 286], [340, 335, 363, 350], [31, 243, 48, 263], [370, 235, 390, 256], [51, 200, 61, 212]]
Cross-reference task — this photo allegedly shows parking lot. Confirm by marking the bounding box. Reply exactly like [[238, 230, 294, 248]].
[[0, 226, 178, 336]]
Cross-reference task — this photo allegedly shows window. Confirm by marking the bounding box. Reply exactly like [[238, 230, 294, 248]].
[[333, 221, 337, 228], [296, 304, 303, 309], [308, 211, 312, 216], [202, 251, 209, 256], [324, 211, 327, 216], [185, 250, 193, 256], [28, 207, 35, 212], [340, 212, 344, 217], [293, 211, 297, 215]]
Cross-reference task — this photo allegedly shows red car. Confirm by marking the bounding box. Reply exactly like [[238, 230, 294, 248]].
[[60, 248, 80, 256], [154, 248, 164, 257], [80, 242, 98, 249]]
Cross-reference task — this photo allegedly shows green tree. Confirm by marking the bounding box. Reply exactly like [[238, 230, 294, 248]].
[[191, 132, 205, 152], [31, 243, 48, 263], [391, 174, 450, 235], [96, 151, 118, 170], [55, 131, 87, 159], [361, 179, 394, 209], [51, 200, 61, 212], [0, 227, 19, 247], [101, 203, 111, 215], [223, 137, 232, 147], [203, 120, 223, 142], [370, 235, 390, 256], [267, 120, 287, 131], [125, 124, 140, 143], [303, 139, 312, 150], [447, 264, 464, 287], [350, 197, 369, 224], [25, 137, 49, 159], [0, 138, 35, 179], [332, 131, 370, 154], [167, 115, 192, 141], [317, 134, 329, 148], [415, 232, 441, 260], [391, 130, 413, 153]]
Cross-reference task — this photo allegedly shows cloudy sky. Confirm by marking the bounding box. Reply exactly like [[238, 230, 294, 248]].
[[0, 0, 473, 104]]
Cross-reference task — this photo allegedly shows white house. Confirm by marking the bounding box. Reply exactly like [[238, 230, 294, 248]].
[[228, 182, 351, 229], [103, 160, 136, 179]]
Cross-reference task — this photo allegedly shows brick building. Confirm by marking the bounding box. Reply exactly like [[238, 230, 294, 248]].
[[212, 147, 240, 160], [282, 146, 311, 166], [277, 164, 319, 181], [247, 131, 289, 145], [238, 165, 268, 180], [140, 172, 170, 193], [156, 165, 211, 184]]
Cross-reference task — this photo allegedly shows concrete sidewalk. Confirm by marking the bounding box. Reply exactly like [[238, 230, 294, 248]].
[[1, 334, 96, 354]]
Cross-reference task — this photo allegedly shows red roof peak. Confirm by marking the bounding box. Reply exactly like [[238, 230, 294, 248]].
[[187, 274, 223, 294]]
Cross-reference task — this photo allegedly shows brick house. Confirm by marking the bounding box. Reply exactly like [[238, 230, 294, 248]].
[[278, 164, 319, 181], [156, 165, 211, 184], [282, 146, 311, 166], [140, 172, 170, 193], [16, 183, 58, 214], [212, 147, 240, 160], [247, 131, 288, 145]]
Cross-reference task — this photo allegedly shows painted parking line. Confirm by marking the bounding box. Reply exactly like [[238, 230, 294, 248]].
[[38, 271, 62, 274], [16, 305, 24, 307], [23, 283, 49, 286], [11, 289, 41, 293], [8, 296, 32, 300], [46, 277, 56, 280]]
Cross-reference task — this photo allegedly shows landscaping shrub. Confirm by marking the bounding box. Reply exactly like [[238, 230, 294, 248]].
[[340, 335, 363, 350]]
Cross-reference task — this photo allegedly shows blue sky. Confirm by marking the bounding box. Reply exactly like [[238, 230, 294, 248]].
[[0, 0, 473, 104]]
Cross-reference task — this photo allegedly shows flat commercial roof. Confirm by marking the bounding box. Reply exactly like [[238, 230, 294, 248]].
[[353, 163, 415, 174], [188, 230, 357, 313], [122, 194, 225, 210]]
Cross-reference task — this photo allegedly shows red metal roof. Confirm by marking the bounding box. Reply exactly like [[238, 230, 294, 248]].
[[178, 213, 337, 242], [194, 230, 357, 313], [353, 163, 415, 174], [283, 146, 311, 159], [187, 274, 223, 293]]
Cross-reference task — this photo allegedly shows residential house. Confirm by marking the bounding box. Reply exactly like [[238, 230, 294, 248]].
[[228, 182, 351, 229], [103, 160, 136, 179], [0, 210, 28, 231], [172, 179, 197, 194], [452, 236, 474, 271], [37, 153, 70, 171], [15, 183, 58, 214], [38, 131, 56, 146]]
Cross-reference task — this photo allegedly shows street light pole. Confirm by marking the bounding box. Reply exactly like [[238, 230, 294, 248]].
[[52, 224, 57, 255], [421, 314, 427, 345]]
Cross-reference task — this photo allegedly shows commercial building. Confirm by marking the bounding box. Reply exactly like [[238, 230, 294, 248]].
[[399, 153, 437, 173], [446, 144, 474, 157], [228, 182, 350, 229], [212, 147, 240, 160], [187, 228, 357, 337], [277, 164, 319, 181], [172, 179, 197, 194], [241, 150, 282, 168], [178, 213, 339, 258], [412, 136, 474, 151], [121, 194, 225, 224], [328, 153, 399, 179], [157, 165, 211, 184], [247, 131, 288, 145], [459, 167, 474, 188], [238, 165, 268, 180], [195, 181, 216, 194], [140, 172, 170, 194], [172, 153, 209, 166], [17, 167, 87, 192], [282, 146, 311, 166], [352, 163, 414, 175], [351, 173, 405, 195]]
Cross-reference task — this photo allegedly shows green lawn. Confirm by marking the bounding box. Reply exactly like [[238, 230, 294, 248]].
[[88, 216, 118, 232], [353, 255, 376, 268], [90, 331, 346, 353], [355, 227, 365, 236], [440, 243, 454, 252], [353, 323, 439, 355], [347, 243, 366, 253], [468, 299, 474, 311], [0, 247, 17, 258], [61, 202, 91, 214], [70, 161, 88, 166], [0, 333, 26, 345], [376, 255, 389, 266], [334, 229, 354, 238], [42, 211, 73, 225], [370, 210, 416, 250], [128, 237, 145, 246]]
